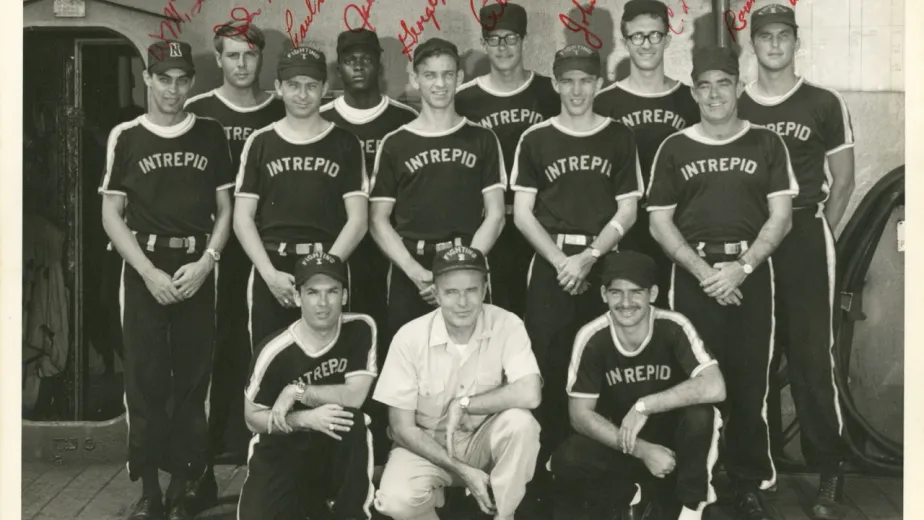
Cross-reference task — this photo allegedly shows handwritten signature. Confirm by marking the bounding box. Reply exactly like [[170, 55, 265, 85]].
[[559, 0, 602, 50], [344, 0, 376, 32], [147, 0, 208, 61], [724, 0, 799, 42], [286, 0, 328, 49], [667, 0, 690, 35], [214, 6, 263, 48], [469, 0, 510, 32], [397, 0, 448, 61]]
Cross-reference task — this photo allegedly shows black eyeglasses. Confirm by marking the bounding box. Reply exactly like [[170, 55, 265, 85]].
[[627, 31, 666, 46], [484, 34, 522, 47]]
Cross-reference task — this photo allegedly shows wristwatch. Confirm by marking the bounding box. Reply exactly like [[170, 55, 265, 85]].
[[635, 400, 648, 415], [205, 248, 221, 263], [736, 258, 754, 275], [586, 247, 602, 260], [293, 380, 307, 403], [459, 396, 471, 411]]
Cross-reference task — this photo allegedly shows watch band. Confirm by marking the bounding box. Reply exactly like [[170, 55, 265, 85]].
[[460, 396, 471, 410], [205, 248, 221, 263]]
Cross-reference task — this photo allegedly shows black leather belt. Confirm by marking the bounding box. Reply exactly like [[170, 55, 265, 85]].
[[263, 241, 329, 256], [694, 240, 750, 257], [402, 237, 466, 256], [135, 233, 209, 253]]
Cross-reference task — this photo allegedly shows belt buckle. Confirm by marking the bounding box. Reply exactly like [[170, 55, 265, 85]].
[[295, 243, 312, 255], [563, 234, 587, 247], [435, 241, 453, 252], [167, 237, 187, 248], [723, 243, 739, 255]]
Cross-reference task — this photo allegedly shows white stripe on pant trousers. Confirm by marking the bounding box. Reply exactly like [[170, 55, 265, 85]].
[[819, 209, 846, 435]]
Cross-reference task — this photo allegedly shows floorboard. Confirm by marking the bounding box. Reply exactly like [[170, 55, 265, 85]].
[[36, 464, 123, 519], [74, 467, 135, 520], [873, 478, 903, 514], [21, 464, 85, 520], [844, 477, 901, 520]]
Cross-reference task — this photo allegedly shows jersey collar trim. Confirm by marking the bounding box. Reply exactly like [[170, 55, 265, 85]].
[[404, 117, 468, 137], [684, 121, 751, 145], [428, 308, 492, 348], [212, 88, 278, 113], [139, 113, 196, 138], [549, 115, 611, 137], [744, 76, 805, 106], [331, 95, 389, 124], [474, 71, 535, 98], [273, 120, 336, 144], [607, 309, 655, 357], [609, 78, 683, 98], [290, 316, 343, 358]]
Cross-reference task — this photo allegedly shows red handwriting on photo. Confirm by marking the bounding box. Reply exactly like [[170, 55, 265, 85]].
[[667, 0, 690, 35], [469, 0, 509, 31], [147, 0, 208, 61], [724, 0, 799, 42], [344, 0, 376, 32], [286, 0, 328, 49], [397, 0, 449, 61], [559, 0, 602, 50], [214, 6, 263, 48]]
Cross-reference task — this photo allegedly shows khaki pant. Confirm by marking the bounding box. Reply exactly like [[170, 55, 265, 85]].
[[374, 409, 541, 519]]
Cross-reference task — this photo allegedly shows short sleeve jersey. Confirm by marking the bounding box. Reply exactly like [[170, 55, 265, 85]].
[[511, 117, 644, 236], [185, 89, 286, 174], [320, 95, 419, 172], [567, 308, 717, 423], [235, 122, 368, 243], [456, 73, 560, 204], [98, 114, 234, 236], [369, 119, 506, 241], [646, 123, 799, 243], [738, 78, 855, 208], [245, 313, 377, 445], [593, 81, 700, 190]]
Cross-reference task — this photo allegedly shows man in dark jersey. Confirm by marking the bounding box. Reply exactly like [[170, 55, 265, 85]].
[[184, 23, 286, 488], [738, 5, 855, 519], [320, 28, 419, 468], [99, 40, 234, 520], [456, 2, 560, 317], [552, 251, 724, 520], [369, 37, 506, 338], [238, 252, 376, 520], [594, 0, 700, 307], [647, 46, 798, 520], [511, 44, 642, 473], [234, 46, 368, 353]]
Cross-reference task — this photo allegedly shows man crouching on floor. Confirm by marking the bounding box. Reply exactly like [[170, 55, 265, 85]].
[[372, 245, 543, 520], [238, 252, 377, 520]]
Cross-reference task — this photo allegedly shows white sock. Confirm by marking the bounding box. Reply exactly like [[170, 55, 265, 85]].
[[629, 484, 642, 506], [677, 502, 706, 520]]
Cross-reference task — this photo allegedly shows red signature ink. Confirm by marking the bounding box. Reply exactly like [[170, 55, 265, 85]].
[[559, 0, 602, 50], [469, 0, 509, 31], [667, 0, 689, 34], [214, 7, 263, 48], [147, 0, 209, 61], [397, 0, 448, 61], [343, 0, 376, 32], [724, 0, 798, 42], [286, 0, 328, 49]]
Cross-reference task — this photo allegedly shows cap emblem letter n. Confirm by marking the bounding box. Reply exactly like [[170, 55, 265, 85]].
[[169, 43, 182, 58]]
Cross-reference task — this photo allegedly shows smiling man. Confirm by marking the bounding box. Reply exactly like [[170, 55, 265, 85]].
[[647, 46, 798, 520], [551, 251, 724, 520], [234, 46, 369, 354], [99, 39, 234, 520], [511, 43, 643, 478]]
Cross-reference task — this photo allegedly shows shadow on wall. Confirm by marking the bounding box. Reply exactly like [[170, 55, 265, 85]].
[[562, 4, 616, 71]]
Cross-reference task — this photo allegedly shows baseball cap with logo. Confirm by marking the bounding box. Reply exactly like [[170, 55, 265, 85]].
[[277, 46, 328, 82], [432, 246, 488, 277], [691, 46, 739, 82], [600, 251, 658, 289], [295, 252, 348, 287], [621, 0, 669, 27], [337, 29, 383, 55], [480, 2, 527, 36], [413, 37, 460, 68], [750, 3, 798, 35], [147, 40, 195, 75], [552, 44, 602, 78]]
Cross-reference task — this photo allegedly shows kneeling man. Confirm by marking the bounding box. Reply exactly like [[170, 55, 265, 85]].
[[239, 253, 377, 520], [551, 251, 725, 520], [373, 246, 542, 520]]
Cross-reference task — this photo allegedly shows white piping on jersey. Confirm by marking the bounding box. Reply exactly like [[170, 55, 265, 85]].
[[344, 313, 378, 377], [99, 118, 143, 194], [803, 79, 855, 152], [744, 76, 805, 106], [403, 117, 468, 137], [756, 125, 800, 198], [322, 95, 418, 125], [598, 78, 684, 98], [368, 125, 410, 197], [683, 121, 751, 145], [458, 71, 536, 97], [273, 119, 336, 144], [566, 314, 609, 396], [509, 119, 554, 190], [549, 115, 612, 137], [645, 131, 685, 199], [652, 308, 713, 367], [185, 88, 278, 113], [234, 124, 277, 197], [607, 309, 656, 358], [138, 112, 196, 138]]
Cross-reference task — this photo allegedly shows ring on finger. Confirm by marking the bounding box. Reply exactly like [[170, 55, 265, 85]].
[[329, 422, 335, 430]]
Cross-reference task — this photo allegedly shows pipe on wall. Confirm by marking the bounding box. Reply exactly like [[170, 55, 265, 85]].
[[713, 0, 730, 47]]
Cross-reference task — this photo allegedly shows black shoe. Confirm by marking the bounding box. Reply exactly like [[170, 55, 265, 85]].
[[128, 495, 166, 520], [165, 496, 195, 520], [811, 473, 846, 520], [734, 490, 773, 520], [185, 466, 219, 512], [621, 492, 659, 520]]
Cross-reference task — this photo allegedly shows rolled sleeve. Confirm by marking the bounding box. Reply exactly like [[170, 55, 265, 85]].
[[501, 322, 541, 383]]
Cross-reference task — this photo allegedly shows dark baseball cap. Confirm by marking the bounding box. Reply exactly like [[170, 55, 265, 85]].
[[337, 29, 383, 55], [480, 2, 527, 36], [552, 44, 602, 78], [432, 245, 488, 277], [600, 251, 657, 289], [147, 40, 195, 75], [278, 46, 328, 82], [691, 46, 739, 82], [413, 37, 460, 68], [750, 3, 798, 35], [295, 252, 348, 288], [622, 0, 669, 26]]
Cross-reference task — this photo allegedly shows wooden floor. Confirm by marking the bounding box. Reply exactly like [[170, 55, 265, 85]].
[[22, 462, 903, 520]]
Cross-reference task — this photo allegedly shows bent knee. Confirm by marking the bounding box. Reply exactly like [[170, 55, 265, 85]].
[[681, 404, 718, 434], [374, 481, 438, 519], [495, 408, 541, 436]]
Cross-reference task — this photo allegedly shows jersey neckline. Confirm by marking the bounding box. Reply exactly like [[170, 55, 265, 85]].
[[273, 119, 336, 144], [549, 115, 612, 137], [683, 120, 752, 145], [210, 88, 278, 113], [744, 76, 805, 106], [402, 117, 468, 137], [602, 78, 684, 98], [139, 113, 196, 138], [328, 95, 389, 124], [289, 317, 343, 359], [607, 309, 656, 357], [468, 71, 536, 98]]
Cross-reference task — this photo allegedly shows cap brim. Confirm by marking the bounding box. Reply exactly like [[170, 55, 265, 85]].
[[278, 66, 327, 81], [752, 16, 798, 34], [338, 42, 384, 54], [434, 265, 488, 277], [148, 60, 195, 75]]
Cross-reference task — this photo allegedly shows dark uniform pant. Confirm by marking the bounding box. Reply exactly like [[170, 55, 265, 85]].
[[671, 256, 776, 489], [487, 212, 533, 317], [120, 249, 215, 480], [237, 408, 374, 520], [620, 210, 672, 309], [771, 206, 845, 471], [208, 236, 252, 461], [550, 405, 721, 517], [524, 242, 607, 460]]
